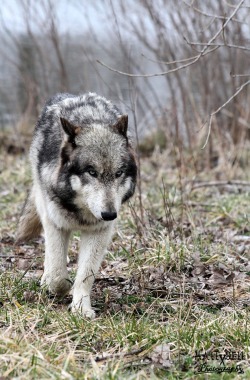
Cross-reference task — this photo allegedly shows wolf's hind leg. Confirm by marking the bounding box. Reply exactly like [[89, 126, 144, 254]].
[[41, 219, 71, 296], [71, 227, 113, 318], [16, 187, 42, 243]]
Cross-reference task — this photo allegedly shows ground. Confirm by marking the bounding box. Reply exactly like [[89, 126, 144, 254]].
[[0, 138, 250, 379]]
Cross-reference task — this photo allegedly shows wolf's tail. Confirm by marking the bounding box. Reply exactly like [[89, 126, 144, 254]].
[[16, 188, 42, 243]]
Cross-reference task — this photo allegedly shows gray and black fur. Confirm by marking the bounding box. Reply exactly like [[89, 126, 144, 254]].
[[16, 92, 137, 318]]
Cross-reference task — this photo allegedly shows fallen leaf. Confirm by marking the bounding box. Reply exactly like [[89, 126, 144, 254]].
[[16, 258, 30, 270], [149, 343, 173, 369]]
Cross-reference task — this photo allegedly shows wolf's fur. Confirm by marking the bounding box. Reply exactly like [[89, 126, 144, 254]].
[[16, 92, 137, 318], [16, 189, 42, 242]]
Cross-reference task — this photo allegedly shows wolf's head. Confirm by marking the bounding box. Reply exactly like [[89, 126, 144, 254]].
[[58, 115, 137, 223]]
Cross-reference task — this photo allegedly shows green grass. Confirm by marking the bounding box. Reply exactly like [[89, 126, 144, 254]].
[[0, 147, 250, 379]]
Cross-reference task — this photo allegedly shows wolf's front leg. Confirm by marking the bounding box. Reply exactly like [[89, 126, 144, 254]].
[[71, 226, 114, 318], [41, 219, 71, 296]]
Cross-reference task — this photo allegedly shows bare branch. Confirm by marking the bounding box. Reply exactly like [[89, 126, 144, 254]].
[[191, 180, 250, 189], [231, 73, 250, 77], [182, 0, 245, 24], [184, 40, 250, 52], [97, 47, 218, 78], [141, 52, 207, 66], [224, 0, 250, 9], [202, 79, 250, 149], [97, 0, 245, 77]]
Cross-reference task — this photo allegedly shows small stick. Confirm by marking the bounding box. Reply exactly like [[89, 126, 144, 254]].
[[95, 347, 146, 362], [191, 180, 250, 190]]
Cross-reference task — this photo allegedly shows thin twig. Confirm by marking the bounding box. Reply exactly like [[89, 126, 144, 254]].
[[16, 258, 38, 284], [231, 73, 250, 77], [0, 255, 42, 259], [97, 47, 218, 78], [185, 201, 217, 207], [184, 41, 250, 52], [221, 109, 250, 129], [0, 255, 16, 258], [141, 50, 212, 66], [97, 0, 244, 77], [202, 79, 250, 149], [182, 0, 244, 23], [191, 180, 250, 190], [95, 347, 146, 362]]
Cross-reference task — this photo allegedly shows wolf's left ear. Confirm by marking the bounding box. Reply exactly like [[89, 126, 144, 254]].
[[113, 115, 128, 137], [60, 118, 81, 138]]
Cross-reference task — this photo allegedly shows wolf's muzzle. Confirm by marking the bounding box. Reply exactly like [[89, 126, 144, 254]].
[[101, 211, 117, 221]]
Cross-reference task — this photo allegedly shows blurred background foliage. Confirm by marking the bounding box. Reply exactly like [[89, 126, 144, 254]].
[[1, 0, 250, 159]]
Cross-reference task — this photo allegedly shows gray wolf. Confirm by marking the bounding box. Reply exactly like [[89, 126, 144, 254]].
[[16, 92, 137, 318]]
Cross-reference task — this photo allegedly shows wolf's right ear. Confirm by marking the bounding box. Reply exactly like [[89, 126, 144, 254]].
[[60, 118, 81, 138]]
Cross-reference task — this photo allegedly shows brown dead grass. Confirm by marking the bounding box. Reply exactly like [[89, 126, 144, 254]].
[[0, 140, 250, 379]]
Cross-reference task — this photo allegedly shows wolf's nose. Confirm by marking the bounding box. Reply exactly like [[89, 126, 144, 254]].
[[101, 211, 117, 221]]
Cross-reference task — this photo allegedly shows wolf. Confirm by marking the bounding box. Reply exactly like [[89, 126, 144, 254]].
[[16, 92, 137, 318]]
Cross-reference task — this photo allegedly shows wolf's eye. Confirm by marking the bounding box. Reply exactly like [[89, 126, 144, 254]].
[[115, 170, 124, 178], [87, 169, 98, 177]]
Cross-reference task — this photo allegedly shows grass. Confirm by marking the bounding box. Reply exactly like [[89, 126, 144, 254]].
[[0, 142, 250, 379]]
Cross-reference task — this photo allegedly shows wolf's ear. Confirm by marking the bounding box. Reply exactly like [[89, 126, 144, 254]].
[[60, 118, 81, 137], [113, 115, 128, 137]]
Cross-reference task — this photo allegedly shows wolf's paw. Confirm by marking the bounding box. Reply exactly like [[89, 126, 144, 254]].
[[82, 307, 96, 319], [70, 302, 96, 319], [41, 273, 72, 296]]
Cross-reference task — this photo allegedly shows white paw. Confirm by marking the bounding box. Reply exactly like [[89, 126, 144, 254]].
[[82, 308, 96, 319], [71, 299, 96, 319], [41, 273, 72, 296], [72, 306, 96, 319]]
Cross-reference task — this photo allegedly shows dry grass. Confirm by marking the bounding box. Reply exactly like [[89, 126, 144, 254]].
[[0, 141, 250, 379]]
